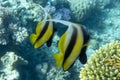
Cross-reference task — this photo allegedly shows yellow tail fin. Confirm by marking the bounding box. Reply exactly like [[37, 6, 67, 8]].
[[53, 53, 64, 68]]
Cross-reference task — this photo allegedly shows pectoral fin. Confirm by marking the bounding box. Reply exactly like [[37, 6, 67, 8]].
[[79, 46, 87, 64], [53, 53, 64, 68]]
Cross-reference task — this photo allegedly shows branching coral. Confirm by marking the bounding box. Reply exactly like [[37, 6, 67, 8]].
[[103, 55, 120, 78], [80, 41, 120, 80]]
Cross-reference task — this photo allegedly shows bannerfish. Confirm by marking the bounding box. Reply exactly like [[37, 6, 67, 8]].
[[30, 15, 54, 48], [47, 19, 90, 71]]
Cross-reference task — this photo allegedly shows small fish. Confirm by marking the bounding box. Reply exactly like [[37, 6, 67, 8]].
[[30, 15, 54, 48], [50, 20, 90, 71]]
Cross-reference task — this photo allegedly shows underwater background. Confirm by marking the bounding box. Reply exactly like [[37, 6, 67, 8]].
[[0, 0, 120, 80]]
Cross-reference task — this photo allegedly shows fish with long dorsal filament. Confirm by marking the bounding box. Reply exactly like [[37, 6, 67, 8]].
[[46, 19, 90, 71], [30, 14, 54, 48], [29, 4, 90, 70]]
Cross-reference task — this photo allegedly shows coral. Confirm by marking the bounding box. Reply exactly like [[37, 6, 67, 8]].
[[88, 1, 120, 49], [0, 51, 28, 80], [35, 62, 70, 80], [96, 0, 111, 9], [44, 3, 56, 14], [67, 0, 112, 22], [53, 7, 71, 20], [33, 0, 48, 6], [49, 0, 69, 6], [12, 26, 28, 44], [0, 17, 3, 26], [0, 0, 45, 46], [80, 41, 120, 80], [103, 56, 120, 74], [0, 28, 8, 45], [13, 2, 45, 24], [0, 7, 13, 45], [0, 0, 45, 24], [46, 65, 70, 80], [67, 0, 96, 21], [0, 22, 29, 45]]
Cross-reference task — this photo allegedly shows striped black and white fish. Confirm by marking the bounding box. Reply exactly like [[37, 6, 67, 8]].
[[49, 19, 90, 71], [30, 15, 54, 48]]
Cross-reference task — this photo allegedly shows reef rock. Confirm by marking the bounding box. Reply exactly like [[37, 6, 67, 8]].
[[0, 51, 28, 80]]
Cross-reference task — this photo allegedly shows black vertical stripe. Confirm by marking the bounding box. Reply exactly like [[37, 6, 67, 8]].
[[63, 27, 77, 64], [81, 25, 90, 44], [34, 21, 49, 45]]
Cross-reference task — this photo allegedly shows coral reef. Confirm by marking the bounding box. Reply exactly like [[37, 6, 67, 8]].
[[87, 1, 120, 50], [12, 26, 28, 44], [103, 55, 120, 75], [0, 7, 13, 45], [80, 41, 120, 80], [46, 66, 70, 80], [0, 0, 78, 80], [67, 0, 96, 21], [35, 62, 70, 80], [0, 0, 73, 79], [0, 0, 45, 46], [0, 51, 28, 80], [33, 0, 48, 6], [44, 4, 56, 14], [67, 0, 112, 22], [0, 0, 120, 80], [13, 2, 44, 23], [48, 0, 69, 6], [0, 27, 8, 45], [53, 7, 71, 20]]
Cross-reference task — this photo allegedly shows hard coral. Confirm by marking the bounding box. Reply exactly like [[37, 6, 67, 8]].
[[80, 41, 120, 80], [67, 0, 96, 21], [0, 51, 28, 80], [67, 0, 111, 22]]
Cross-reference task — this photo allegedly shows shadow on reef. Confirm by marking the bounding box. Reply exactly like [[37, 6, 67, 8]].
[[12, 39, 54, 80], [14, 40, 41, 80]]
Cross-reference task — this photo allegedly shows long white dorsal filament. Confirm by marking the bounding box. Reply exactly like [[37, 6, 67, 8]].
[[39, 5, 48, 21], [46, 19, 81, 30], [46, 19, 71, 27]]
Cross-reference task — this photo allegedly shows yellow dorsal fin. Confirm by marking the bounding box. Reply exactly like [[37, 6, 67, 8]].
[[53, 53, 64, 68], [30, 34, 37, 44], [58, 32, 67, 53]]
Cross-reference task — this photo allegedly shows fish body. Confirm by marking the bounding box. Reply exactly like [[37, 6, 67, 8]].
[[30, 15, 53, 48], [53, 21, 90, 71]]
